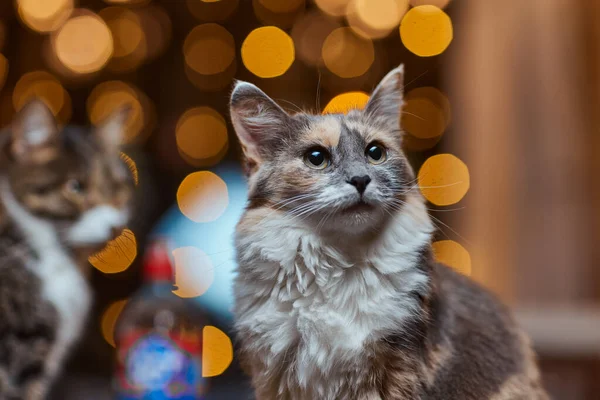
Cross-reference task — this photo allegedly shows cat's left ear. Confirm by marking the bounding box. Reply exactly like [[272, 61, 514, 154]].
[[95, 105, 132, 151], [364, 65, 405, 132]]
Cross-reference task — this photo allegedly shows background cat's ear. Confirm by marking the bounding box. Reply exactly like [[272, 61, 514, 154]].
[[364, 65, 405, 132], [230, 81, 291, 168], [11, 99, 60, 163], [95, 104, 132, 151]]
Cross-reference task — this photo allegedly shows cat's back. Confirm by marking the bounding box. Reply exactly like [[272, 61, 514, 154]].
[[421, 263, 547, 399]]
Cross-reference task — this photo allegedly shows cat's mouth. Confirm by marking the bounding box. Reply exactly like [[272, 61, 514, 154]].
[[341, 200, 374, 214]]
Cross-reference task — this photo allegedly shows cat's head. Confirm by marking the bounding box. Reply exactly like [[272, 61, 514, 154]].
[[230, 65, 418, 234], [1, 99, 135, 252]]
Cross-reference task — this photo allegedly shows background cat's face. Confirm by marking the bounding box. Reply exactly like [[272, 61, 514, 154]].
[[2, 100, 135, 251], [231, 66, 413, 233]]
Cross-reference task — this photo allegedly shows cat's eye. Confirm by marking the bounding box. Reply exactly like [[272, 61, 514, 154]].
[[64, 179, 85, 194], [366, 143, 387, 165], [304, 147, 330, 170]]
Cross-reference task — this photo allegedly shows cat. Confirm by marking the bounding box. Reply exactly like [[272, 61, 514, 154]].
[[229, 65, 549, 400], [0, 99, 135, 399]]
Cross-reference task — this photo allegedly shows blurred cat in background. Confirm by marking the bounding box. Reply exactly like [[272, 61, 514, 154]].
[[0, 100, 135, 399], [230, 66, 548, 399]]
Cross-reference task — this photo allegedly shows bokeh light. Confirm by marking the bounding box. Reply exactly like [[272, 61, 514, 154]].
[[177, 171, 229, 223], [347, 0, 409, 39], [171, 246, 215, 298], [184, 24, 235, 77], [13, 71, 71, 125], [101, 299, 128, 348], [323, 91, 369, 114], [291, 10, 341, 67], [100, 7, 147, 73], [314, 0, 351, 17], [134, 5, 172, 62], [176, 107, 229, 167], [53, 11, 114, 75], [241, 26, 295, 78], [409, 0, 451, 8], [418, 153, 470, 206], [202, 326, 233, 378], [187, 0, 239, 22], [432, 240, 471, 276], [17, 0, 74, 33], [253, 0, 305, 29], [403, 133, 442, 152], [87, 81, 146, 144], [400, 5, 453, 57], [402, 86, 451, 139], [322, 27, 374, 78], [89, 229, 138, 274]]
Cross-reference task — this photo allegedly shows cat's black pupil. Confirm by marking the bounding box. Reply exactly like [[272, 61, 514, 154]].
[[368, 145, 383, 160], [308, 151, 325, 166], [68, 180, 83, 192]]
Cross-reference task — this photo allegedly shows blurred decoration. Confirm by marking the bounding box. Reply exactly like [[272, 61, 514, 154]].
[[89, 229, 138, 274], [418, 153, 469, 206], [347, 0, 409, 39], [177, 171, 229, 223], [241, 26, 295, 78], [323, 91, 369, 114], [187, 0, 239, 23], [171, 246, 215, 298], [409, 0, 450, 8], [322, 27, 374, 78], [134, 5, 172, 62], [183, 23, 236, 92], [87, 80, 150, 144], [291, 10, 341, 67], [0, 55, 8, 92], [400, 5, 452, 57], [253, 0, 305, 29], [13, 71, 72, 124], [52, 10, 114, 75], [202, 326, 234, 378], [99, 7, 147, 73], [101, 299, 128, 348], [401, 86, 450, 151], [432, 240, 471, 276], [17, 0, 74, 33], [120, 152, 139, 186], [315, 0, 351, 17], [176, 107, 229, 167]]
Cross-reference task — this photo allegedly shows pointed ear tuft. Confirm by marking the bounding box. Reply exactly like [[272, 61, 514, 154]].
[[230, 81, 291, 171], [11, 99, 60, 162], [364, 64, 405, 132], [95, 104, 132, 150]]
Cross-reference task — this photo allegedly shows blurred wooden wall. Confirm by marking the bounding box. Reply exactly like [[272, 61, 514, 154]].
[[447, 0, 600, 398]]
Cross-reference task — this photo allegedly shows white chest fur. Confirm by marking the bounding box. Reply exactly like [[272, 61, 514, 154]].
[[234, 199, 434, 399]]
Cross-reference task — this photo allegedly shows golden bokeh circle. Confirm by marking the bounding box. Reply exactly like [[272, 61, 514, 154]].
[[177, 171, 229, 223], [53, 13, 114, 74], [323, 91, 370, 114], [322, 27, 374, 78], [100, 299, 128, 348], [418, 153, 470, 206], [400, 5, 453, 57], [432, 240, 471, 276], [291, 10, 341, 67], [176, 107, 229, 167], [100, 7, 147, 73], [314, 0, 351, 17], [184, 24, 235, 76], [171, 247, 215, 298], [402, 87, 451, 139], [241, 26, 295, 78], [202, 326, 234, 378], [13, 71, 71, 124], [87, 81, 145, 144], [17, 0, 74, 33], [89, 229, 138, 274], [347, 0, 409, 39]]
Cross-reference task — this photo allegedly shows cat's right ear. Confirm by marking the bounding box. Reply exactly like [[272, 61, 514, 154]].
[[230, 81, 290, 171], [11, 99, 60, 163]]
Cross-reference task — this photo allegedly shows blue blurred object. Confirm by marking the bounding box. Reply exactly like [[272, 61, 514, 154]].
[[151, 163, 248, 327]]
